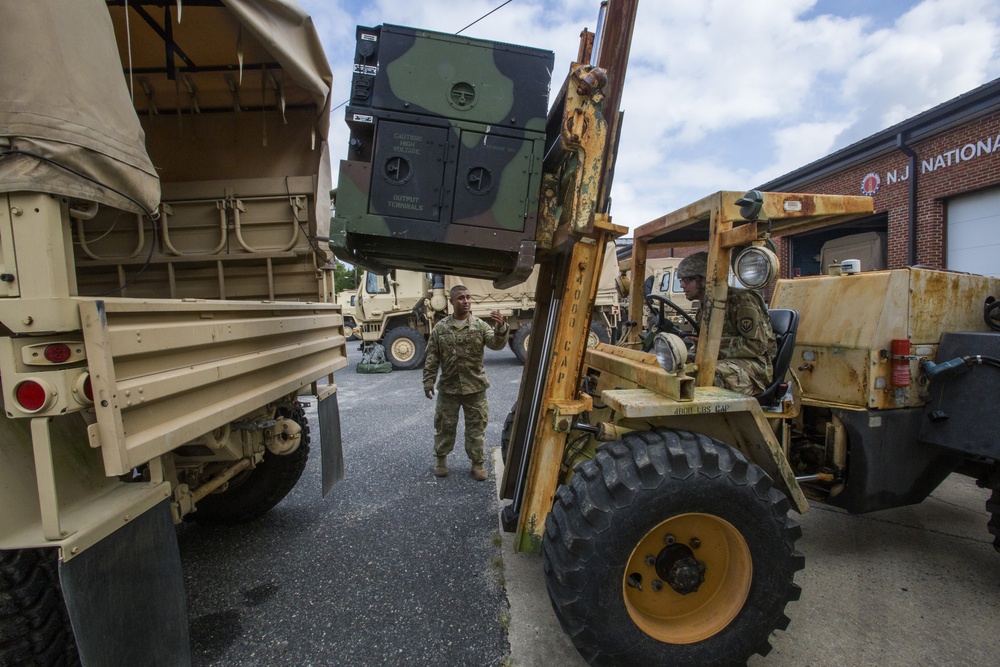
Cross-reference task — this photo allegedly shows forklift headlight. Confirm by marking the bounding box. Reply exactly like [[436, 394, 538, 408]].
[[734, 246, 779, 289], [653, 333, 688, 374]]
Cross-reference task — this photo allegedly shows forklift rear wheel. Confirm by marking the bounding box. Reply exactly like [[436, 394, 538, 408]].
[[383, 326, 426, 370], [543, 429, 803, 666], [188, 403, 310, 526]]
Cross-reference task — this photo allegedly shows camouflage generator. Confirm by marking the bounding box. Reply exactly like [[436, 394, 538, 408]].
[[331, 24, 554, 282]]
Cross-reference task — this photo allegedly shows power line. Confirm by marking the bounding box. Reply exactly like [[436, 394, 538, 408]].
[[457, 0, 515, 35]]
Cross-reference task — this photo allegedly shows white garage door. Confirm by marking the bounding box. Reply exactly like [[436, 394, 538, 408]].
[[947, 186, 1000, 277]]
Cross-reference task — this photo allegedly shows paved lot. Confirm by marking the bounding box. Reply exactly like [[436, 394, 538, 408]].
[[179, 344, 1000, 666]]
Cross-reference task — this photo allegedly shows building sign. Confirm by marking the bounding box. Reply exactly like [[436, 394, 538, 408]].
[[872, 131, 1000, 190], [861, 172, 881, 196], [920, 134, 1000, 174]]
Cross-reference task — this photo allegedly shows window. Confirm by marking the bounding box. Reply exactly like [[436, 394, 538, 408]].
[[365, 272, 390, 294]]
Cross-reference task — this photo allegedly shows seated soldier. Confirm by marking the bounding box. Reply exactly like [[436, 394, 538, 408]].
[[677, 252, 776, 396]]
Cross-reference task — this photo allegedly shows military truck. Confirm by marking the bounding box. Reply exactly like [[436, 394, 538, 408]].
[[346, 247, 620, 368], [0, 2, 346, 664], [330, 5, 999, 664]]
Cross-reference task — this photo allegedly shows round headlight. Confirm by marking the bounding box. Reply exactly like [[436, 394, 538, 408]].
[[734, 246, 779, 289], [653, 333, 688, 374]]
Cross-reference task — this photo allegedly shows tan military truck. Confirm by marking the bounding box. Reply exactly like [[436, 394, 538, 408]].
[[346, 244, 622, 368], [0, 2, 346, 664]]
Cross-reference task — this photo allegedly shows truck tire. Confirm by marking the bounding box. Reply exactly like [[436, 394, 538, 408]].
[[587, 321, 611, 348], [0, 549, 79, 667], [543, 429, 803, 666], [512, 323, 531, 364], [383, 326, 426, 370], [189, 404, 310, 526], [344, 317, 359, 341], [986, 466, 1000, 553]]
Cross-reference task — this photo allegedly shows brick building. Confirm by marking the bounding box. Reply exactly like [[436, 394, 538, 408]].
[[760, 77, 1000, 278]]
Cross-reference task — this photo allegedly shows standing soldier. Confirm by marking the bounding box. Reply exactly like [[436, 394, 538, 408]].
[[677, 252, 777, 396], [423, 285, 509, 480]]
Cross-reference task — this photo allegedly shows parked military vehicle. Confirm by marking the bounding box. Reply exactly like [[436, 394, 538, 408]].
[[345, 246, 620, 368], [0, 2, 346, 664], [330, 3, 999, 665]]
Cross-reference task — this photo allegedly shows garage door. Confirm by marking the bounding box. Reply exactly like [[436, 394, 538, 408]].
[[947, 186, 1000, 276]]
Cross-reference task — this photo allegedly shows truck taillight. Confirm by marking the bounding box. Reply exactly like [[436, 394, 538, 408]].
[[43, 343, 72, 363], [14, 379, 51, 413], [73, 372, 94, 404], [891, 339, 911, 387]]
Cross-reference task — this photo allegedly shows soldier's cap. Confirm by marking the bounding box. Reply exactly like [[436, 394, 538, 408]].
[[677, 252, 708, 280]]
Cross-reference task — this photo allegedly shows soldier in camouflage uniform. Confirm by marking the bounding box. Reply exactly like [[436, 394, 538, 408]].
[[423, 285, 509, 480], [678, 252, 776, 396]]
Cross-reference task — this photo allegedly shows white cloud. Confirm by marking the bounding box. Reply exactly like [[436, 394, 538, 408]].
[[299, 0, 1000, 235]]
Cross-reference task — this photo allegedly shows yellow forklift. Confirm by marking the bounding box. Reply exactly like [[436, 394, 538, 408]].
[[328, 2, 900, 664]]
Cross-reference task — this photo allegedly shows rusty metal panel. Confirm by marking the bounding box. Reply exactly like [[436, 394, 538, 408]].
[[908, 269, 1000, 342], [80, 299, 348, 476], [773, 268, 1000, 410]]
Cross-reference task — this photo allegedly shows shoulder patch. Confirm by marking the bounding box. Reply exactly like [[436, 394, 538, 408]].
[[736, 305, 757, 335]]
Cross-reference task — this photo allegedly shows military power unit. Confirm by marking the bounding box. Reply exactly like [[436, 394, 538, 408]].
[[3, 1, 998, 666]]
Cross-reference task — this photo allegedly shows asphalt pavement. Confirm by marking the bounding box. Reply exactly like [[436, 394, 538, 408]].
[[177, 344, 1000, 667]]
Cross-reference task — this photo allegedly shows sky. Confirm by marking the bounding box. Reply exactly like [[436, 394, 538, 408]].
[[298, 0, 1000, 235]]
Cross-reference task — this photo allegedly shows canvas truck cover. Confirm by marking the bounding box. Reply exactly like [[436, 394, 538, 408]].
[[0, 0, 333, 227]]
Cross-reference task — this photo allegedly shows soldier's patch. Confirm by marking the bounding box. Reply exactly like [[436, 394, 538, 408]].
[[736, 305, 758, 336]]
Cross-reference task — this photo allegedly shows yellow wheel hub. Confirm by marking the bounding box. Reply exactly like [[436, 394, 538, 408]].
[[622, 513, 751, 644], [391, 337, 415, 362]]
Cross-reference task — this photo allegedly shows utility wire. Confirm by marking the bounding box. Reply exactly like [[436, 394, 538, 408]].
[[457, 0, 515, 34]]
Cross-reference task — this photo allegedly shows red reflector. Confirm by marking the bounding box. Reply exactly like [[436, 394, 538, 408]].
[[43, 343, 72, 363], [15, 381, 47, 411], [891, 339, 910, 387], [83, 375, 93, 402]]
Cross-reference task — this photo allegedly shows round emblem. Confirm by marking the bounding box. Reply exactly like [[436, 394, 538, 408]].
[[861, 172, 881, 197]]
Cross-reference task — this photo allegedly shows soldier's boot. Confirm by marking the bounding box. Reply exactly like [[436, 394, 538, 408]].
[[434, 456, 448, 478], [471, 463, 487, 482]]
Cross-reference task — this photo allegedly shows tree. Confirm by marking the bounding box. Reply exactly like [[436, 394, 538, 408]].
[[333, 260, 359, 291]]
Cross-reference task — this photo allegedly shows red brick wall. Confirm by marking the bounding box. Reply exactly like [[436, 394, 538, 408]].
[[774, 110, 1000, 272]]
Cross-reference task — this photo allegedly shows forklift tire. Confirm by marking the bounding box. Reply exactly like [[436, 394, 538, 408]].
[[189, 404, 309, 526], [543, 429, 803, 666], [0, 549, 79, 667], [587, 321, 611, 348], [512, 323, 531, 364], [383, 326, 426, 371]]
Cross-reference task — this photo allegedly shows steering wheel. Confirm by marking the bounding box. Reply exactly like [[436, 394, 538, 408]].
[[644, 293, 699, 338]]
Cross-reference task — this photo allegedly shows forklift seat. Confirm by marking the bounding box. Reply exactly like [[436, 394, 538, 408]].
[[756, 309, 799, 408]]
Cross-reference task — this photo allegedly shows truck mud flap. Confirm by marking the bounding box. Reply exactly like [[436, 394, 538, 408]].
[[59, 500, 190, 667], [318, 386, 345, 497]]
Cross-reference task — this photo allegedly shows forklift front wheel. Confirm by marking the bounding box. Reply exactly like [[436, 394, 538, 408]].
[[543, 429, 803, 665]]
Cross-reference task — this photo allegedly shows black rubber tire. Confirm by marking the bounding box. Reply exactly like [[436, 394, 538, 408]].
[[344, 317, 359, 342], [383, 326, 427, 371], [543, 429, 803, 667], [986, 466, 1000, 553], [587, 321, 611, 348], [501, 405, 516, 465], [189, 404, 310, 526], [512, 323, 531, 364], [0, 549, 80, 667]]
